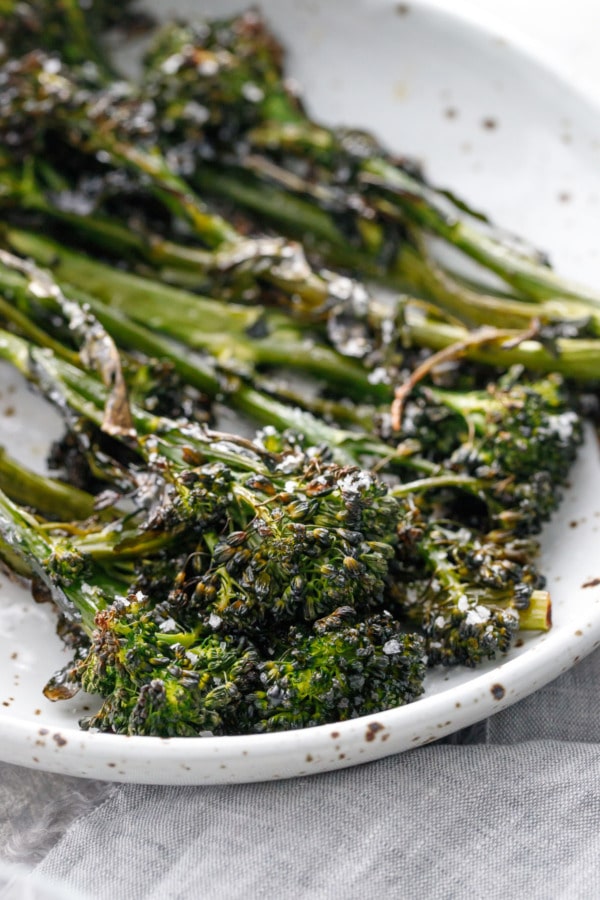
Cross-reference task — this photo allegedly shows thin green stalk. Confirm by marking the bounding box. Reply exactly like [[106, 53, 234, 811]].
[[0, 487, 99, 628], [361, 157, 600, 312], [404, 308, 600, 382], [193, 162, 600, 336], [4, 227, 390, 401], [0, 447, 97, 520]]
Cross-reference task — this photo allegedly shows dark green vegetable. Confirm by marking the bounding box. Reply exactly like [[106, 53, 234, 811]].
[[391, 523, 551, 667], [0, 399, 429, 734], [250, 610, 425, 731], [142, 12, 600, 318], [0, 1, 590, 738], [0, 322, 555, 732], [394, 368, 583, 534]]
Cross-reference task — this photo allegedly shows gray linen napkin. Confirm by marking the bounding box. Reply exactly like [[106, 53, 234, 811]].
[[0, 646, 595, 900]]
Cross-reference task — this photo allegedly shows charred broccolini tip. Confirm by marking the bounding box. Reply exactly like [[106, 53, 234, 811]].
[[249, 608, 425, 732], [164, 450, 402, 633], [393, 523, 551, 667], [0, 457, 268, 737], [396, 368, 583, 534], [70, 593, 263, 737]]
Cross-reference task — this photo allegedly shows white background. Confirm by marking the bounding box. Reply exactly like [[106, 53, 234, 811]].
[[436, 0, 600, 102]]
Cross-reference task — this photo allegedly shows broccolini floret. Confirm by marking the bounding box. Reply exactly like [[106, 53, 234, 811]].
[[393, 523, 551, 667], [397, 369, 583, 533], [250, 609, 425, 731], [73, 593, 261, 737], [166, 461, 400, 632]]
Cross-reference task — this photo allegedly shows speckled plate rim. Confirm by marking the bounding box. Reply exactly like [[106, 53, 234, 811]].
[[1, 0, 600, 784], [1, 620, 599, 785]]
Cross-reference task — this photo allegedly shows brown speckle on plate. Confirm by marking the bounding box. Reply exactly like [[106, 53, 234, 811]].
[[490, 683, 505, 700], [52, 732, 67, 747], [365, 722, 385, 742], [395, 3, 410, 14], [482, 117, 498, 130], [444, 107, 458, 120], [331, 731, 340, 739], [582, 578, 600, 589]]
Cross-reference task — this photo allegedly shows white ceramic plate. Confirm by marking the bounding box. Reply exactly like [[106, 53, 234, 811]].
[[1, 0, 600, 785]]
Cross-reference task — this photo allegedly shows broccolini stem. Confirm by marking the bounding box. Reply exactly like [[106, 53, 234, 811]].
[[4, 227, 388, 402], [517, 590, 552, 631], [360, 157, 600, 312], [390, 473, 483, 500], [0, 246, 135, 437], [0, 487, 99, 629], [193, 162, 600, 338], [403, 306, 600, 382], [0, 446, 97, 520], [100, 135, 238, 250]]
